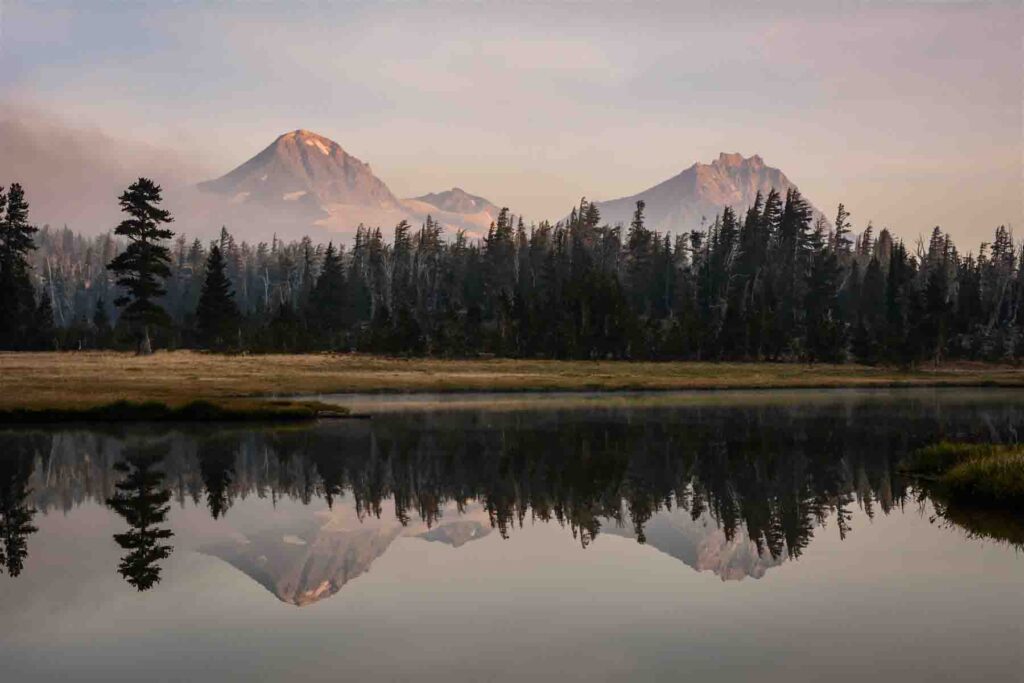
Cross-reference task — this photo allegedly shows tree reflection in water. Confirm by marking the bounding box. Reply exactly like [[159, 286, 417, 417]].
[[106, 445, 174, 591], [0, 434, 40, 577], [1, 394, 1022, 591]]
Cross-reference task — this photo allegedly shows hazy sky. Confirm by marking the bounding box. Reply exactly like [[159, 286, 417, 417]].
[[1, 0, 1020, 245]]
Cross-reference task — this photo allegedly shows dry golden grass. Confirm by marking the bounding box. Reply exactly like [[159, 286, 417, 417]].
[[1, 351, 1022, 411]]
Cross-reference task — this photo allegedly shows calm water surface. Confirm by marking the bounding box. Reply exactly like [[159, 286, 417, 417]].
[[1, 388, 1022, 682]]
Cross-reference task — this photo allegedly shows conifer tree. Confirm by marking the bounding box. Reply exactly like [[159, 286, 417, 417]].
[[33, 292, 55, 350], [852, 257, 886, 364], [195, 244, 240, 350], [92, 297, 112, 348], [884, 241, 918, 366], [106, 178, 174, 354], [307, 242, 347, 348], [804, 231, 844, 362], [833, 203, 852, 255], [0, 183, 39, 350], [625, 200, 654, 314]]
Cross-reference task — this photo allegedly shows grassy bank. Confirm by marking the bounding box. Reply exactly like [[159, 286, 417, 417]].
[[1, 352, 1023, 414], [901, 442, 1024, 509], [0, 399, 348, 424]]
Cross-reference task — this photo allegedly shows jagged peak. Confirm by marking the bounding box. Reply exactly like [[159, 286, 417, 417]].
[[711, 152, 764, 169]]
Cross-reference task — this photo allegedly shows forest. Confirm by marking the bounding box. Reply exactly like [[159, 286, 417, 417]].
[[1, 177, 1023, 363]]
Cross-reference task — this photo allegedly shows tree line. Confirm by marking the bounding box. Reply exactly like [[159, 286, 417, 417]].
[[2, 177, 1023, 362]]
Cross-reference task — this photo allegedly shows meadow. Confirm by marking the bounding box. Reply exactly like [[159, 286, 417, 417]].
[[2, 351, 1023, 414]]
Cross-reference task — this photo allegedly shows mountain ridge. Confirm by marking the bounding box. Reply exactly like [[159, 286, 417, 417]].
[[1, 117, 829, 240]]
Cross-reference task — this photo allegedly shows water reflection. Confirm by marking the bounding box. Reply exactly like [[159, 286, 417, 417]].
[[0, 433, 39, 577], [106, 446, 174, 591], [2, 390, 1023, 602], [203, 503, 493, 605]]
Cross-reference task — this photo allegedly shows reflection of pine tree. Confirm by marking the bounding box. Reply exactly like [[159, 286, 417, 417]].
[[0, 447, 38, 577], [106, 447, 174, 591], [198, 439, 236, 519]]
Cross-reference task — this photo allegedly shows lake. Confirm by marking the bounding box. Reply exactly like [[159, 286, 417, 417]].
[[1, 388, 1022, 682]]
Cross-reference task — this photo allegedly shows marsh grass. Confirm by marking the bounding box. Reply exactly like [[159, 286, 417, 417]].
[[944, 451, 1024, 507], [903, 441, 1024, 510], [902, 442, 1004, 476]]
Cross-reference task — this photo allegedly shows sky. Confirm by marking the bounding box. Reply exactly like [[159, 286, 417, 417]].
[[0, 0, 1021, 245]]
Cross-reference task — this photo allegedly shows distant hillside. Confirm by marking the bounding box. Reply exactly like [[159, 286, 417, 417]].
[[0, 116, 206, 232]]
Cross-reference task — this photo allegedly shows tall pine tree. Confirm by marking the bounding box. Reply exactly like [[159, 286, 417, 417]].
[[106, 178, 174, 354], [195, 244, 240, 350], [307, 242, 347, 348], [0, 184, 39, 350]]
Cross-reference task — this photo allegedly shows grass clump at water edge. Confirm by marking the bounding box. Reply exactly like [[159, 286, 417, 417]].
[[901, 441, 1024, 509], [943, 450, 1024, 508]]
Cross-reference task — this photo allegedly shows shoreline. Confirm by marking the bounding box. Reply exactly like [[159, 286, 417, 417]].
[[2, 351, 1022, 421], [0, 399, 349, 425]]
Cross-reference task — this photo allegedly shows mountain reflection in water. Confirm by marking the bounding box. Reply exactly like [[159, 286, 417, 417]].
[[202, 504, 494, 605], [1, 390, 1023, 604]]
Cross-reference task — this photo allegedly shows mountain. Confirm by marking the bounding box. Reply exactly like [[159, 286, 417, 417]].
[[202, 504, 493, 606], [197, 130, 501, 239], [411, 187, 500, 220], [604, 509, 783, 581], [198, 129, 400, 212], [204, 521, 404, 607], [416, 519, 492, 547], [1, 112, 825, 242], [593, 152, 827, 233], [402, 187, 502, 236], [193, 130, 408, 238]]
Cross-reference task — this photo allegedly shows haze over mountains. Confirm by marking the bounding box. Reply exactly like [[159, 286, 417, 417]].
[[0, 116, 825, 242], [0, 116, 208, 234]]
